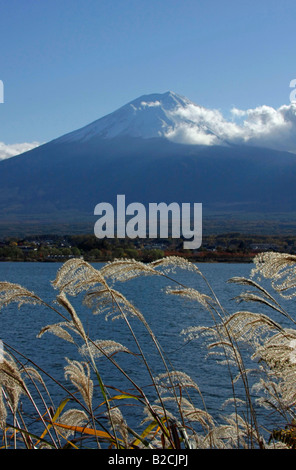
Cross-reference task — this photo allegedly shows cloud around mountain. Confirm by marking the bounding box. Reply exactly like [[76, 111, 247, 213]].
[[0, 141, 40, 160], [166, 102, 296, 153]]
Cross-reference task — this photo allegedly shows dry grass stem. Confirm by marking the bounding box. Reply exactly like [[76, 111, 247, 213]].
[[2, 254, 296, 448]]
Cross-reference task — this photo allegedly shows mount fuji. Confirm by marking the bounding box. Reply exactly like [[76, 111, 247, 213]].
[[1, 91, 296, 236], [55, 91, 227, 145]]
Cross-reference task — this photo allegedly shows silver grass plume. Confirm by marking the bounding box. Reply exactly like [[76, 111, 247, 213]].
[[223, 311, 283, 346], [37, 321, 77, 344], [181, 324, 233, 356], [233, 292, 286, 314], [228, 276, 282, 304], [52, 258, 107, 296], [56, 292, 87, 341], [0, 352, 26, 427], [252, 376, 285, 413], [252, 328, 296, 406], [141, 404, 178, 427], [150, 256, 201, 275], [202, 413, 259, 449], [64, 358, 93, 411], [83, 286, 147, 324], [0, 390, 7, 430], [222, 397, 247, 410], [165, 286, 215, 310], [79, 339, 131, 359], [177, 398, 215, 430], [265, 441, 290, 449], [21, 366, 46, 389], [100, 258, 159, 282], [0, 282, 43, 310], [250, 252, 296, 299], [201, 425, 239, 449], [228, 276, 296, 325], [107, 407, 129, 448], [181, 322, 245, 373], [55, 408, 88, 440], [99, 256, 200, 283], [158, 395, 214, 430], [182, 309, 284, 367], [155, 370, 201, 395]]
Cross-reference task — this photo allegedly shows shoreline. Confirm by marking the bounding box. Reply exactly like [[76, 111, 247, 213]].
[[1, 233, 292, 265], [0, 254, 256, 264]]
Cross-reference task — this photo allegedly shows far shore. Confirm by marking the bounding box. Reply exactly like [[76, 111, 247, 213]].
[[0, 252, 256, 264], [1, 232, 292, 264]]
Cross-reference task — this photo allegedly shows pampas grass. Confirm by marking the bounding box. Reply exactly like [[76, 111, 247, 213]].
[[1, 253, 296, 448]]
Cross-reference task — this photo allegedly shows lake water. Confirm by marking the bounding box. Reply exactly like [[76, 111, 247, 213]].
[[0, 260, 293, 445]]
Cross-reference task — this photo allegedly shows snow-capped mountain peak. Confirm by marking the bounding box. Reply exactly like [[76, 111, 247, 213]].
[[57, 91, 214, 143]]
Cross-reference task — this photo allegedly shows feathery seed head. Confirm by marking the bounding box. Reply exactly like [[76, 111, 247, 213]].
[[251, 252, 296, 298], [108, 407, 129, 447], [166, 286, 214, 310], [150, 256, 201, 275], [83, 286, 147, 325], [52, 258, 106, 296], [56, 292, 87, 340], [64, 358, 93, 410], [0, 353, 26, 413], [0, 282, 42, 310], [100, 258, 159, 282], [155, 370, 201, 394], [56, 408, 88, 440], [79, 339, 131, 359], [37, 321, 76, 344]]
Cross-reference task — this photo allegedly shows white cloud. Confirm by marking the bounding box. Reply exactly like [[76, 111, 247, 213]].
[[166, 123, 218, 145], [140, 100, 161, 108], [0, 141, 40, 160], [165, 102, 296, 153], [231, 104, 296, 152]]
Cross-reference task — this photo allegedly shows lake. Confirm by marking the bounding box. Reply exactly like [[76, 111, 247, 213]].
[[0, 260, 292, 445]]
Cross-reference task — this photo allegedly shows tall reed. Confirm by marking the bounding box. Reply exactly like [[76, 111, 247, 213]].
[[0, 254, 295, 448]]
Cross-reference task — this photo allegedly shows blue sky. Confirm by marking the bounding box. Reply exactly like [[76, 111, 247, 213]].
[[0, 0, 296, 149]]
